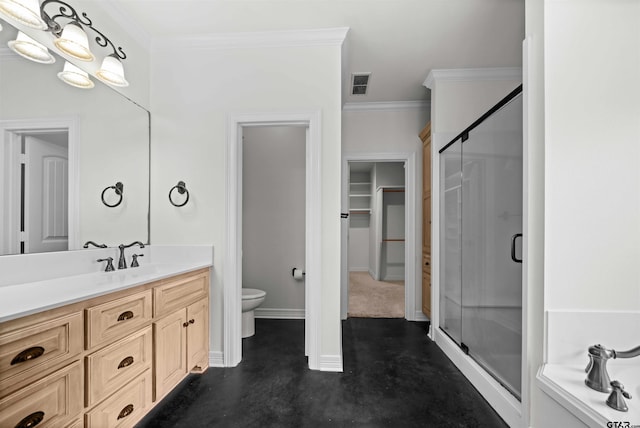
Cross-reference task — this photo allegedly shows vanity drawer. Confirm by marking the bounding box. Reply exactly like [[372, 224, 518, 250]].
[[0, 311, 83, 397], [85, 369, 152, 428], [86, 290, 152, 350], [154, 272, 208, 317], [86, 326, 152, 407], [0, 360, 82, 428]]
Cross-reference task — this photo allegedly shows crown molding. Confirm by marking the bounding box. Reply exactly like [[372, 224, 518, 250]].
[[423, 67, 522, 89], [154, 27, 350, 51], [342, 100, 430, 112]]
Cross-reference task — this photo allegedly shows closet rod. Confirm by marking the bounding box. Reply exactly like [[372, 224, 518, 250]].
[[383, 189, 405, 193], [383, 239, 405, 242]]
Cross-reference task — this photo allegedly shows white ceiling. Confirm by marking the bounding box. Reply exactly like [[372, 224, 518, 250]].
[[104, 0, 525, 104]]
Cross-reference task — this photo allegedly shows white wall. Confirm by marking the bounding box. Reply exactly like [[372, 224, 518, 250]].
[[544, 0, 640, 312], [242, 126, 306, 316], [150, 35, 344, 361]]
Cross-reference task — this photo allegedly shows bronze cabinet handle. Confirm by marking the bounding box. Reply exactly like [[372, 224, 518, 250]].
[[15, 411, 45, 428], [118, 356, 134, 369], [189, 319, 195, 324], [117, 404, 134, 420], [117, 311, 134, 322], [182, 322, 189, 328], [11, 346, 45, 365]]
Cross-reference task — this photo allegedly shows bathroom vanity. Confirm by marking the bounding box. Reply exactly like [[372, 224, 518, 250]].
[[0, 251, 212, 428]]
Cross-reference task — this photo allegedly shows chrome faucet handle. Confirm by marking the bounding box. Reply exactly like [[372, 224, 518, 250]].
[[97, 257, 115, 272], [606, 380, 632, 412], [131, 254, 144, 268]]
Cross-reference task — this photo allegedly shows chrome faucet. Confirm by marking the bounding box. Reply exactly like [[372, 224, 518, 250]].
[[83, 241, 107, 248], [585, 344, 640, 392], [118, 241, 145, 269]]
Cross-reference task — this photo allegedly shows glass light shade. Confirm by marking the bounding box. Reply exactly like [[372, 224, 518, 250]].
[[53, 22, 94, 61], [8, 31, 55, 64], [0, 0, 47, 29], [96, 54, 128, 87], [57, 61, 94, 89]]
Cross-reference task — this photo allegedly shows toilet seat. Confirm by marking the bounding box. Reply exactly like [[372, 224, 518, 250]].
[[242, 288, 266, 300]]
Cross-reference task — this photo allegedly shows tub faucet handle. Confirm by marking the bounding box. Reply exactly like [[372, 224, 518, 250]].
[[606, 380, 632, 412], [585, 344, 615, 392]]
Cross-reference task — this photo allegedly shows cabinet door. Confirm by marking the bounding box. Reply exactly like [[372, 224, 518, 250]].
[[153, 309, 187, 400], [186, 299, 209, 372]]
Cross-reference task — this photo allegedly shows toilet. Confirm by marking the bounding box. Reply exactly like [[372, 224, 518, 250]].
[[241, 288, 266, 338]]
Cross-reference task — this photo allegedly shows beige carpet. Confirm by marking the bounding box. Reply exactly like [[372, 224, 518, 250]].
[[348, 272, 405, 318]]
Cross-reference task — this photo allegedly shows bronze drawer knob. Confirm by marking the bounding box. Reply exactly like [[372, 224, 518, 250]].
[[117, 311, 134, 321], [15, 411, 44, 428], [10, 346, 45, 365], [117, 404, 134, 420], [118, 356, 134, 369]]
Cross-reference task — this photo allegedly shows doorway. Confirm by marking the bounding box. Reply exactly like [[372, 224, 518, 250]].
[[1, 118, 77, 255], [242, 125, 306, 331], [224, 111, 324, 370], [346, 161, 406, 318], [340, 153, 418, 322]]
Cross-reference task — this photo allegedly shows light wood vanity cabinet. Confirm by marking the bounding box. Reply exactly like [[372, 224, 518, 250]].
[[154, 272, 209, 401], [0, 268, 210, 428]]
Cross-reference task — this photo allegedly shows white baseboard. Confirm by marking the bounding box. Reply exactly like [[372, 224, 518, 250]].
[[413, 311, 429, 322], [383, 275, 405, 281], [255, 308, 305, 319], [348, 267, 369, 272], [319, 354, 343, 372], [209, 351, 224, 367]]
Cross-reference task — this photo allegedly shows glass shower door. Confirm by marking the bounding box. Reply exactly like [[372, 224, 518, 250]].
[[439, 141, 462, 344], [460, 94, 523, 398]]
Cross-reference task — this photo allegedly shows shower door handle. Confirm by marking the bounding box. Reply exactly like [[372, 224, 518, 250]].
[[511, 233, 523, 263]]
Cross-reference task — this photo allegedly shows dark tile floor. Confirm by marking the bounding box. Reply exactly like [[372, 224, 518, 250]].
[[136, 318, 508, 427]]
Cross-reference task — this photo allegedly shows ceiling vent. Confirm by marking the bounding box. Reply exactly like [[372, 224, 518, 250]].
[[351, 72, 371, 95]]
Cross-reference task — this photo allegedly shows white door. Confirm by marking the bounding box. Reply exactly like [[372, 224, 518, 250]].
[[24, 136, 68, 253]]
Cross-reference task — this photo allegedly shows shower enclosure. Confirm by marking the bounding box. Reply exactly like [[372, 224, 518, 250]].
[[439, 87, 523, 399]]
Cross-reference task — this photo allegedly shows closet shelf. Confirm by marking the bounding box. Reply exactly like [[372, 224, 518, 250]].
[[349, 209, 371, 214], [349, 194, 371, 198]]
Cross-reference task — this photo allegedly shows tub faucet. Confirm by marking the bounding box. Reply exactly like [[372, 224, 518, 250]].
[[83, 241, 107, 248], [585, 344, 640, 392], [118, 241, 145, 269]]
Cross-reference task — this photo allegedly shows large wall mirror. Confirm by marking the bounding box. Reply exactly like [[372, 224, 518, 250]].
[[0, 22, 149, 256]]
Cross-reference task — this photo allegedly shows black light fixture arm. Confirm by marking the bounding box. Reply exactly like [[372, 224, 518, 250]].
[[39, 0, 127, 60]]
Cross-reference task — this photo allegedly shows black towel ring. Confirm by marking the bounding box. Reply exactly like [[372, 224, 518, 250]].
[[101, 182, 124, 208], [169, 181, 189, 207]]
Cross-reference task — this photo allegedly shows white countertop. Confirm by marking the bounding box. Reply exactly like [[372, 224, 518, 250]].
[[0, 263, 211, 323], [0, 245, 214, 324], [538, 363, 640, 428]]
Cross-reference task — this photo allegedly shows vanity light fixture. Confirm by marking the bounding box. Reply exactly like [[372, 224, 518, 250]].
[[57, 60, 94, 89], [53, 21, 93, 61], [0, 0, 129, 88], [0, 0, 47, 30], [8, 31, 56, 64], [96, 54, 128, 87]]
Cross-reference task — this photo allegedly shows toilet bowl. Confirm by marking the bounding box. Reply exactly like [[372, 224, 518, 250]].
[[241, 288, 266, 338]]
